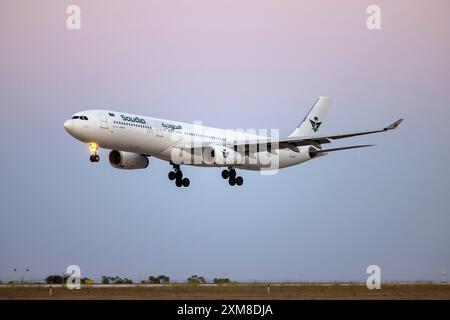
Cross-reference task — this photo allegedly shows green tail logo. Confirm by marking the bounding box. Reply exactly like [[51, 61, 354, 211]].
[[309, 117, 322, 132]]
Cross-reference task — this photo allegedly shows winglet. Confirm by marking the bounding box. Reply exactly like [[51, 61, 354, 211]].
[[385, 118, 403, 131]]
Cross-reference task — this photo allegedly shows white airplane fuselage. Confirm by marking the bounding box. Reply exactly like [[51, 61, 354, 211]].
[[63, 97, 402, 187], [63, 110, 312, 171]]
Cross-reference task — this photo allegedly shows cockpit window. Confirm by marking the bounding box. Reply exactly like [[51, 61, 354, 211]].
[[72, 115, 88, 120]]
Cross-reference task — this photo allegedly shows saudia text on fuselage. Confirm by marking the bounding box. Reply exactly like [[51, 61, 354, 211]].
[[121, 115, 146, 124], [161, 122, 182, 131]]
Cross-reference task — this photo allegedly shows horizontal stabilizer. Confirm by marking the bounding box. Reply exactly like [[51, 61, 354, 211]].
[[310, 144, 374, 156]]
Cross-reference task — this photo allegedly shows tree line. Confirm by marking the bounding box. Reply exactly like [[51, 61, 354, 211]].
[[45, 275, 93, 284], [44, 274, 232, 284]]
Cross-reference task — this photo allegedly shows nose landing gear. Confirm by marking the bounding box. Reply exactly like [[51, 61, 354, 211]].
[[169, 163, 190, 187], [89, 154, 100, 162], [222, 168, 243, 186], [88, 143, 100, 162]]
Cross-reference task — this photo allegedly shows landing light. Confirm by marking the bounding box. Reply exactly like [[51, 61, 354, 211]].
[[88, 142, 99, 153]]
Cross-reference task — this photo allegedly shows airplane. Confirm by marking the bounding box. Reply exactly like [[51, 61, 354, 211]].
[[64, 97, 403, 187]]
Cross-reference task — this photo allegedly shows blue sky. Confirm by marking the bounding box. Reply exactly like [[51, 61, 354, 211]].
[[0, 0, 449, 282]]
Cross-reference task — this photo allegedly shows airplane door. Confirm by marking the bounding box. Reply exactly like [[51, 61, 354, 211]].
[[156, 128, 163, 137], [99, 114, 108, 129]]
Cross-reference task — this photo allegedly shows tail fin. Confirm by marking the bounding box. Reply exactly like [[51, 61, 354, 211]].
[[289, 96, 331, 137]]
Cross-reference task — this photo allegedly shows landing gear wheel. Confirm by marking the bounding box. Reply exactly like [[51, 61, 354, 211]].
[[94, 154, 100, 162], [221, 170, 230, 179], [229, 169, 236, 179], [170, 163, 189, 188], [235, 176, 243, 186], [229, 177, 236, 186], [89, 155, 95, 162]]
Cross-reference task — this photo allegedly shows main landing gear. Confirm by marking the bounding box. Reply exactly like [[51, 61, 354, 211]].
[[168, 163, 190, 188], [221, 168, 243, 186], [88, 143, 100, 163]]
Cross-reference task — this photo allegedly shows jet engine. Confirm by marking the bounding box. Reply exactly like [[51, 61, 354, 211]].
[[109, 150, 149, 169], [202, 145, 242, 165]]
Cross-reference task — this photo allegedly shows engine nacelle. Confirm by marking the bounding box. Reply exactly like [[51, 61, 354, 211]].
[[109, 150, 149, 169], [202, 145, 242, 165]]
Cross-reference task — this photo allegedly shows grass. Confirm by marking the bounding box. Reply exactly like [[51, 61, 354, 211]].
[[1, 283, 449, 300]]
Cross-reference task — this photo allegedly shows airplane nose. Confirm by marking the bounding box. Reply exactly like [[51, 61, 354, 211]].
[[64, 119, 75, 133]]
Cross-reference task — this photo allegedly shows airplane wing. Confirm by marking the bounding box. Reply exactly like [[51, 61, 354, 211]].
[[232, 118, 402, 153], [292, 118, 403, 144], [176, 118, 403, 153]]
